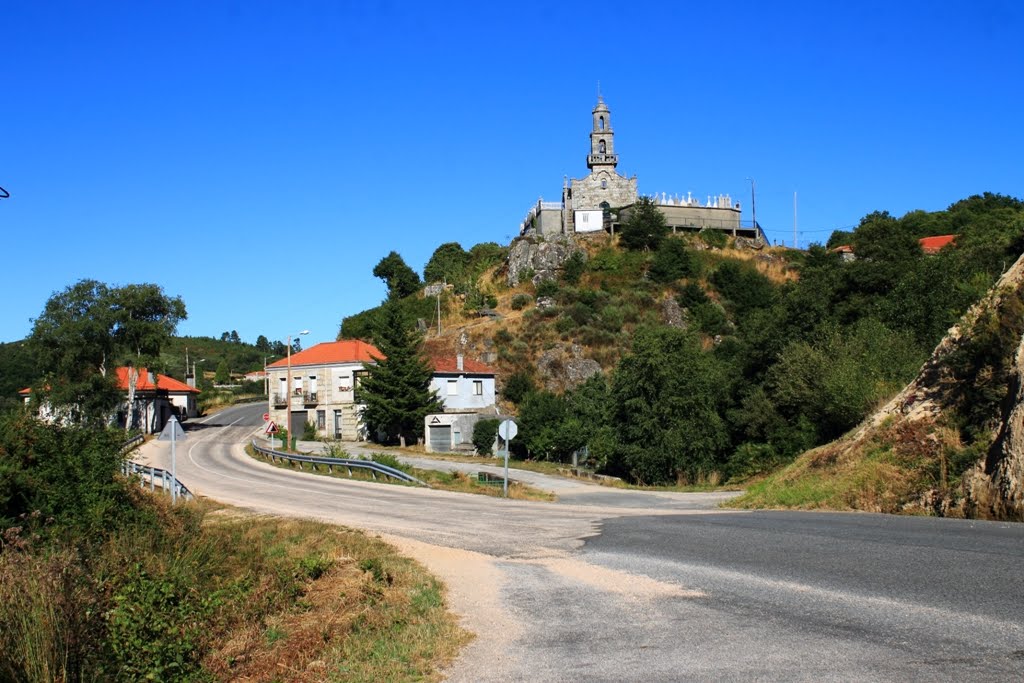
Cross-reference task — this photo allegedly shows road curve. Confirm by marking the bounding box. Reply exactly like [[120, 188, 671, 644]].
[[138, 403, 1024, 682]]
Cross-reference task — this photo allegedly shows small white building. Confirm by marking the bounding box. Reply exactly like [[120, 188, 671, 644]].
[[424, 355, 498, 453], [429, 354, 497, 412]]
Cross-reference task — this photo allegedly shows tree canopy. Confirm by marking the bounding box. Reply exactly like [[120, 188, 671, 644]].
[[29, 280, 186, 424], [373, 251, 422, 300], [356, 302, 441, 446]]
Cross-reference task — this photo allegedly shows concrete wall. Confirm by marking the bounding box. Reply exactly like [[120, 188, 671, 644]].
[[430, 373, 496, 412]]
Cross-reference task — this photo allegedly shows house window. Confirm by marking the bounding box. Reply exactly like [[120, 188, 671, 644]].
[[317, 410, 325, 430], [447, 380, 458, 396], [473, 380, 483, 396]]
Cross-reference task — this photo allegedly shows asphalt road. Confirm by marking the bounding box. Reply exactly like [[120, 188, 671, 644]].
[[141, 402, 1024, 681]]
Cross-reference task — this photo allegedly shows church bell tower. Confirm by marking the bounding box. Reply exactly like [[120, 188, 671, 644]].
[[587, 96, 618, 172]]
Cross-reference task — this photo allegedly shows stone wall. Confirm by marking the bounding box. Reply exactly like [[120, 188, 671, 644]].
[[570, 171, 638, 213]]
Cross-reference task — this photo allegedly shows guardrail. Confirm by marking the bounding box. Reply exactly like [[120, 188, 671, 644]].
[[250, 440, 427, 486], [120, 433, 144, 453], [122, 461, 194, 501]]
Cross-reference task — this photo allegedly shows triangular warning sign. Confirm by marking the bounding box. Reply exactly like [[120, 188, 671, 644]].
[[430, 416, 441, 424], [265, 421, 278, 434]]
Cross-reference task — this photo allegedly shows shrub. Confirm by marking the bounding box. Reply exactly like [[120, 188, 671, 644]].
[[502, 372, 535, 404], [298, 553, 333, 580], [562, 252, 587, 285], [485, 294, 499, 309], [472, 418, 500, 456], [302, 421, 317, 441], [535, 279, 559, 299], [371, 453, 411, 473], [650, 238, 695, 284], [700, 229, 728, 248], [510, 294, 532, 310], [493, 328, 514, 345]]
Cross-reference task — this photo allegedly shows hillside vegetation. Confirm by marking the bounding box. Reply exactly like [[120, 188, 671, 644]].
[[343, 193, 1024, 498]]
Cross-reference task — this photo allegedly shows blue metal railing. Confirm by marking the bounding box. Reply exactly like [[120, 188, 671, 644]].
[[250, 440, 427, 486]]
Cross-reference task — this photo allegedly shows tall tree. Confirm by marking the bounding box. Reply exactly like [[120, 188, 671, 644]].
[[356, 302, 441, 446], [29, 279, 186, 426], [372, 251, 422, 300], [619, 196, 669, 251]]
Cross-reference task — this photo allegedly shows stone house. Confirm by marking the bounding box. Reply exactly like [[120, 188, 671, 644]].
[[266, 340, 380, 440]]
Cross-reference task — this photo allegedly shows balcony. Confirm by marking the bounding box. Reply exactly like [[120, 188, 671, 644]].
[[272, 393, 287, 407], [303, 391, 318, 406], [587, 153, 618, 166]]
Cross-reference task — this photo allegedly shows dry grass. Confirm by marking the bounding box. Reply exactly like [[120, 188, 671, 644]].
[[199, 513, 470, 682]]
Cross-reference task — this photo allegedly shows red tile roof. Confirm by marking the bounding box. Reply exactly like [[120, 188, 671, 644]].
[[20, 367, 199, 396], [832, 244, 854, 253], [266, 340, 383, 368], [919, 234, 956, 254], [115, 367, 199, 393], [431, 356, 496, 375]]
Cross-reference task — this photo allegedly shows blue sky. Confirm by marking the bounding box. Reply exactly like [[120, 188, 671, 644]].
[[2, 1, 1022, 345]]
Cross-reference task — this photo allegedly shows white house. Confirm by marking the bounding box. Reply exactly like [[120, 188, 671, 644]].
[[20, 366, 200, 434], [424, 355, 498, 453], [429, 355, 497, 412]]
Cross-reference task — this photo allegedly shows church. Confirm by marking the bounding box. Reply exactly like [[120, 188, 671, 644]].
[[521, 96, 761, 241]]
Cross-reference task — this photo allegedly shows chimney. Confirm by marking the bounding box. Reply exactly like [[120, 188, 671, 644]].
[[456, 354, 464, 372]]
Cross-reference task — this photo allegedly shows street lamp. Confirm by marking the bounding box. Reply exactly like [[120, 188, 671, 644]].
[[284, 330, 310, 441]]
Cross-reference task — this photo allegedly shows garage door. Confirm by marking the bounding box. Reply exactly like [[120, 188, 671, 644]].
[[428, 425, 452, 452]]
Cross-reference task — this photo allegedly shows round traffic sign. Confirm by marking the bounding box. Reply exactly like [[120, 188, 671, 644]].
[[263, 412, 270, 421]]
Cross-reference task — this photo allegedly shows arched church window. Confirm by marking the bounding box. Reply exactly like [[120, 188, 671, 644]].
[[601, 180, 607, 189], [599, 116, 605, 131], [598, 140, 606, 154]]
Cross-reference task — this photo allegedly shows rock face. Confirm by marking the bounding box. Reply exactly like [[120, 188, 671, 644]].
[[661, 296, 686, 329], [836, 251, 1024, 520], [536, 344, 602, 392], [507, 236, 584, 287]]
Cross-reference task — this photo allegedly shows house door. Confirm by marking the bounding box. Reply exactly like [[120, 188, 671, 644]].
[[290, 411, 307, 438], [428, 425, 451, 453]]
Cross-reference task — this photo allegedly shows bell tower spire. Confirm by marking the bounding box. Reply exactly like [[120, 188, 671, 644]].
[[587, 95, 617, 171]]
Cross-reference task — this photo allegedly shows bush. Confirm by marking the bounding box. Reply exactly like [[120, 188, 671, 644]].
[[649, 238, 695, 284], [502, 372, 535, 404], [472, 419, 500, 456], [535, 279, 559, 299], [562, 252, 586, 285], [493, 328, 514, 345], [510, 294, 532, 310], [302, 420, 318, 440], [700, 229, 728, 248], [371, 452, 411, 473]]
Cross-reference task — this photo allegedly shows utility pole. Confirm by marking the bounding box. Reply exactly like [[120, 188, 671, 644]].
[[747, 177, 756, 234]]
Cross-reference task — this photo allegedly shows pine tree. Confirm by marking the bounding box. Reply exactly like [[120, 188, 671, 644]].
[[357, 302, 442, 446]]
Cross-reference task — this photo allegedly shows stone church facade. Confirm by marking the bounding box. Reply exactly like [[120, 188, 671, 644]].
[[521, 97, 758, 240]]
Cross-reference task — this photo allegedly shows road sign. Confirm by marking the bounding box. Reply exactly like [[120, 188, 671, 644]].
[[158, 416, 186, 442], [263, 412, 270, 422], [265, 421, 278, 435], [498, 419, 518, 441]]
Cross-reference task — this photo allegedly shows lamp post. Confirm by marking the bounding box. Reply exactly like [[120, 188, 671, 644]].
[[284, 330, 309, 444], [746, 177, 756, 234]]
